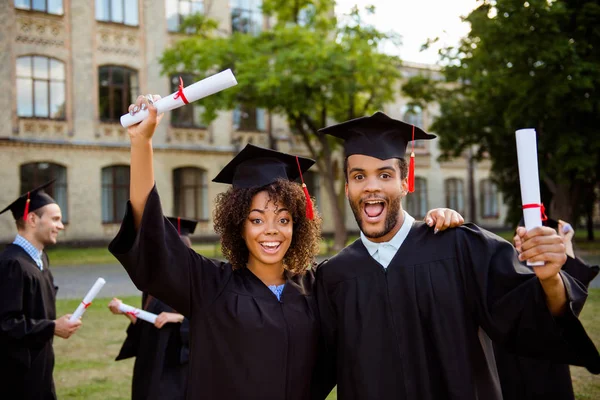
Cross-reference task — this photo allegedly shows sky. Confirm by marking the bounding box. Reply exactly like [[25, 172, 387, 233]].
[[334, 0, 481, 65]]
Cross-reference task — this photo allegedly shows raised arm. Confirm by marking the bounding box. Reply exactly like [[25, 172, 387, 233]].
[[128, 94, 163, 229]]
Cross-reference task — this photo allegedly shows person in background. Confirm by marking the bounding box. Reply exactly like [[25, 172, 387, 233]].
[[108, 217, 197, 400], [492, 217, 600, 400], [0, 180, 82, 400]]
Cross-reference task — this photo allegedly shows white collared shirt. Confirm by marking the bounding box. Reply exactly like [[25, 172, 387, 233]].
[[360, 211, 415, 268]]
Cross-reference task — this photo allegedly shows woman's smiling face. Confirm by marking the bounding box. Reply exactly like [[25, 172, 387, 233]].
[[243, 190, 293, 269]]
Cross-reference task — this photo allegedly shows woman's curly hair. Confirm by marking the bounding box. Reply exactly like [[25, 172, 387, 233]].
[[213, 178, 322, 275]]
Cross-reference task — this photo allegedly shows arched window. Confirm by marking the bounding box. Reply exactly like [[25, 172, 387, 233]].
[[95, 0, 139, 26], [405, 177, 427, 219], [102, 165, 130, 223], [480, 179, 499, 218], [445, 178, 464, 215], [173, 167, 208, 220], [16, 56, 66, 119], [231, 0, 263, 34], [98, 66, 139, 123], [20, 162, 68, 222], [170, 74, 207, 128]]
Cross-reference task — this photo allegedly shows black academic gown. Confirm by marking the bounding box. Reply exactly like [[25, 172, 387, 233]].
[[108, 186, 321, 400], [115, 293, 190, 400], [0, 244, 57, 400], [493, 255, 600, 400], [315, 222, 600, 400]]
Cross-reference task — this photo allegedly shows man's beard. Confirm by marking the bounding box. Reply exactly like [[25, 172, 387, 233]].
[[350, 194, 402, 239]]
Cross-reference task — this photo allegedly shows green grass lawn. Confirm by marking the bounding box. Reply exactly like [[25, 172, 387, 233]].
[[53, 292, 599, 399]]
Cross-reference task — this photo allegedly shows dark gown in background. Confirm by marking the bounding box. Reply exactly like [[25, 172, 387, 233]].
[[0, 244, 57, 400], [115, 293, 190, 400], [315, 222, 600, 400], [109, 186, 321, 400], [493, 255, 600, 400]]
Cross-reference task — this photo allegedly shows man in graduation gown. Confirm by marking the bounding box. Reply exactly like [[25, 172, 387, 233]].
[[0, 181, 82, 400], [493, 218, 600, 400], [314, 112, 600, 400]]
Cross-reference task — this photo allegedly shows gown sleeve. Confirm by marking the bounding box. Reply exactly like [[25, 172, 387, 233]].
[[562, 255, 599, 288], [108, 185, 231, 318], [312, 261, 337, 400], [456, 225, 600, 374], [0, 259, 55, 347]]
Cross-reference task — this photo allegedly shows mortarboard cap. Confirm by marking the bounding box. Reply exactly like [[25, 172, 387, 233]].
[[318, 111, 436, 193], [0, 180, 57, 221], [212, 144, 316, 219], [167, 216, 198, 236]]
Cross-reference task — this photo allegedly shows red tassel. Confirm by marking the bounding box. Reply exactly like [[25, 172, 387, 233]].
[[302, 183, 314, 220], [296, 156, 314, 220], [408, 152, 415, 193], [23, 192, 31, 221]]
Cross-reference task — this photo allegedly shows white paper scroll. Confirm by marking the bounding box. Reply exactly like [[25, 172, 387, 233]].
[[120, 69, 238, 128], [118, 303, 158, 324], [515, 128, 544, 266], [69, 278, 106, 321]]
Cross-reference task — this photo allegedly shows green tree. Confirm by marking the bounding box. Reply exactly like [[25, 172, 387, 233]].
[[403, 0, 600, 229], [161, 1, 401, 251]]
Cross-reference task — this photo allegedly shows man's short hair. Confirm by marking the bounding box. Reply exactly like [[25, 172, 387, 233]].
[[15, 208, 45, 230], [344, 157, 408, 182]]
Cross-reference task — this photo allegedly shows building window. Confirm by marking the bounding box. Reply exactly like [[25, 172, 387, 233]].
[[233, 104, 265, 131], [302, 170, 321, 208], [166, 0, 204, 32], [98, 66, 138, 123], [20, 162, 68, 222], [480, 178, 499, 218], [402, 105, 426, 148], [16, 56, 66, 119], [231, 0, 262, 34], [405, 177, 427, 219], [95, 0, 139, 26], [102, 165, 130, 223], [445, 178, 464, 215], [14, 0, 64, 15], [170, 74, 207, 128], [173, 167, 208, 220]]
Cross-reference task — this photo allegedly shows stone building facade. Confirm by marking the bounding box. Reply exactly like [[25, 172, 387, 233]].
[[0, 0, 508, 244]]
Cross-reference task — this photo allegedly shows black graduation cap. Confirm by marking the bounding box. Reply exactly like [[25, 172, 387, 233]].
[[0, 180, 57, 221], [212, 144, 316, 219], [167, 216, 198, 236], [318, 111, 436, 192]]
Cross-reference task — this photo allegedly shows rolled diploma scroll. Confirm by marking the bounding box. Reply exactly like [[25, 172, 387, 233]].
[[515, 128, 544, 266], [69, 278, 106, 321], [120, 69, 238, 128], [118, 303, 158, 324]]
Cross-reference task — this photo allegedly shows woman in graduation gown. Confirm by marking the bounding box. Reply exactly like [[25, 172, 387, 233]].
[[493, 218, 600, 400], [107, 217, 197, 400], [108, 94, 326, 400]]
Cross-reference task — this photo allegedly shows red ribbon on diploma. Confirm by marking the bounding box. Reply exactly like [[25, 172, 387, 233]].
[[174, 76, 189, 104], [126, 310, 139, 317], [522, 203, 548, 221], [82, 301, 92, 309]]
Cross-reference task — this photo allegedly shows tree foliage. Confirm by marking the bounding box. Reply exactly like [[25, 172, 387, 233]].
[[161, 1, 402, 250], [403, 0, 600, 227]]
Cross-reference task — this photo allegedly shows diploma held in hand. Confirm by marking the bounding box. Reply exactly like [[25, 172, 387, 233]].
[[70, 278, 106, 321], [118, 303, 158, 324], [120, 69, 238, 128], [515, 128, 544, 266]]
